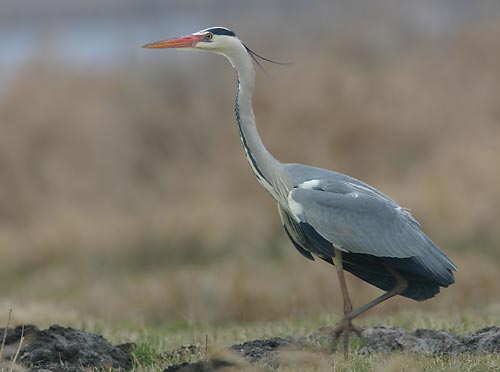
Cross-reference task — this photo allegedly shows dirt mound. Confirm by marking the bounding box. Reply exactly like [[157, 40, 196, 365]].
[[0, 325, 132, 372], [358, 326, 500, 354]]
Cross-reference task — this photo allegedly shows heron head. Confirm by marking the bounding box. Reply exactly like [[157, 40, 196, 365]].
[[143, 27, 287, 73], [142, 27, 240, 54]]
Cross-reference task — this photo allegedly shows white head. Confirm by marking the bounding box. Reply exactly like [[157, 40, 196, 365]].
[[143, 27, 246, 60]]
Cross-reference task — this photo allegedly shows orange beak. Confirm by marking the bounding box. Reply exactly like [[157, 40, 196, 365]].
[[142, 34, 203, 49]]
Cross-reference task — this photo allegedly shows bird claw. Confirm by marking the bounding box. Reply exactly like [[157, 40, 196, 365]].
[[331, 316, 361, 356]]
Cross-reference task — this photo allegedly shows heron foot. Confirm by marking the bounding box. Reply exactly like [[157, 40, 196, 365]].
[[332, 316, 362, 356]]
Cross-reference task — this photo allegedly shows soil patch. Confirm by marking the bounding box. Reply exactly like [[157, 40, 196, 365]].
[[0, 325, 132, 372]]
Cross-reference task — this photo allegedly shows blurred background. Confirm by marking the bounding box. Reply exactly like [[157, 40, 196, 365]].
[[1, 0, 500, 328]]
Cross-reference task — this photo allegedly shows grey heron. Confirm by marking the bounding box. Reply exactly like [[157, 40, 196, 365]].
[[143, 27, 456, 354]]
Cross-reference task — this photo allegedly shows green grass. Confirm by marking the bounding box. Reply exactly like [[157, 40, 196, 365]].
[[91, 307, 500, 372]]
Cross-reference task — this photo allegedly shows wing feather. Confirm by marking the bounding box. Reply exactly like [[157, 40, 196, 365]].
[[289, 187, 444, 259]]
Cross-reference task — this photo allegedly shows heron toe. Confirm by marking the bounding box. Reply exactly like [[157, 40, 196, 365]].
[[332, 316, 362, 356]]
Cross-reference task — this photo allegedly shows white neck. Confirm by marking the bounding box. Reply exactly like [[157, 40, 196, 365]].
[[219, 39, 290, 202]]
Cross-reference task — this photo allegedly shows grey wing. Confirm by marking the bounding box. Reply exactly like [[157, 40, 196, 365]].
[[288, 186, 456, 271]]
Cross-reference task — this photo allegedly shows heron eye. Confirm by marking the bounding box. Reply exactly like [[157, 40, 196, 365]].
[[205, 32, 213, 40]]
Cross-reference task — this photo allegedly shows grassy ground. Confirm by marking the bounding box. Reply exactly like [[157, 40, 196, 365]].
[[90, 308, 500, 371]]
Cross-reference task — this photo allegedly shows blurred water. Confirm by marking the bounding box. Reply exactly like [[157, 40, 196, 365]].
[[1, 1, 499, 72], [0, 14, 202, 68]]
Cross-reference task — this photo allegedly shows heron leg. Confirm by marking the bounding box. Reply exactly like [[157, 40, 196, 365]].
[[346, 264, 408, 321], [333, 249, 353, 315], [330, 259, 408, 356], [331, 248, 360, 356]]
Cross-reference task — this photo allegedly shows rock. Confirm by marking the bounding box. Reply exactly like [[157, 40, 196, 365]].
[[0, 325, 132, 372]]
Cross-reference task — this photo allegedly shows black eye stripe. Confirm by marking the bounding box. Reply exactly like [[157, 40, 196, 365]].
[[205, 27, 236, 37]]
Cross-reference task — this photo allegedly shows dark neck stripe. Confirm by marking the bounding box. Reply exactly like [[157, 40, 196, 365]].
[[234, 80, 268, 183]]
